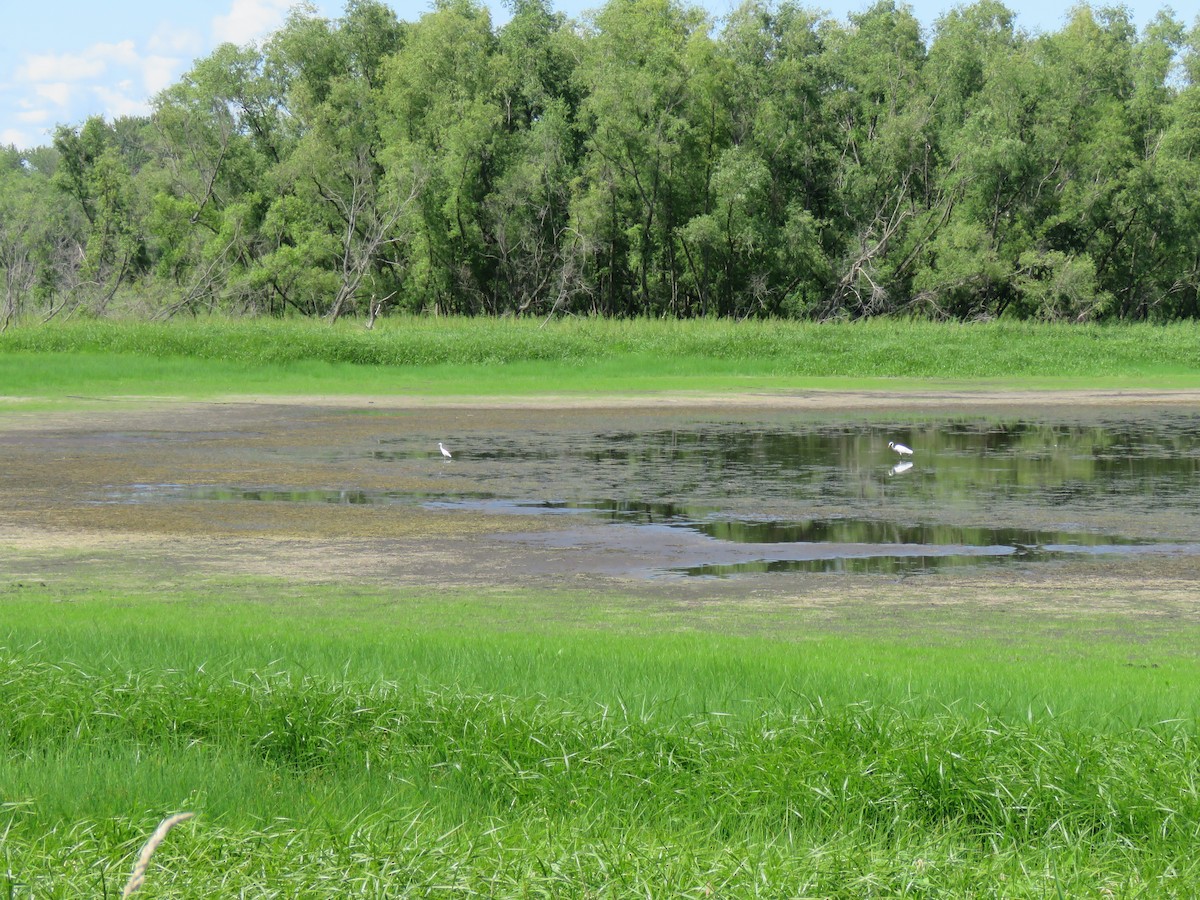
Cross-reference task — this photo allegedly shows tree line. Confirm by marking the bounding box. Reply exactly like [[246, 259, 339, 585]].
[[3, 0, 1200, 327]]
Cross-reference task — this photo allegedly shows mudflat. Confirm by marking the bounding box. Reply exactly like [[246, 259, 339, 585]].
[[2, 391, 1199, 621]]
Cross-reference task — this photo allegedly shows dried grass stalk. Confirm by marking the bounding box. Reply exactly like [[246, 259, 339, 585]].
[[120, 812, 195, 898]]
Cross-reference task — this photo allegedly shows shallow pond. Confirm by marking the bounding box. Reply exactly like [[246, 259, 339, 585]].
[[98, 406, 1200, 578]]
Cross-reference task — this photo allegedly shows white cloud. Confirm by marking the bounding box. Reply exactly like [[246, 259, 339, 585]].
[[1, 128, 32, 148], [10, 36, 185, 129], [17, 40, 139, 85], [93, 83, 152, 119], [142, 55, 182, 95], [92, 41, 142, 68], [149, 23, 204, 57], [19, 52, 106, 83], [212, 0, 292, 45], [1, 4, 335, 148], [34, 82, 73, 108]]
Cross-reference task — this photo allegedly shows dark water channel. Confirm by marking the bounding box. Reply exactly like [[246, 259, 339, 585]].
[[104, 409, 1200, 577]]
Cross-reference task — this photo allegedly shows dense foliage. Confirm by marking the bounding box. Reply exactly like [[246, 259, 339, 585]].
[[3, 581, 1200, 895], [3, 0, 1200, 325]]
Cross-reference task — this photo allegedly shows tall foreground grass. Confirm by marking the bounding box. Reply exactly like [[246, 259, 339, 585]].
[[2, 317, 1200, 398], [2, 581, 1199, 896]]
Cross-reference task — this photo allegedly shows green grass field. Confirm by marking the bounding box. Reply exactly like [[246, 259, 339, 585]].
[[3, 316, 1200, 400], [1, 575, 1199, 896], [3, 317, 1200, 895]]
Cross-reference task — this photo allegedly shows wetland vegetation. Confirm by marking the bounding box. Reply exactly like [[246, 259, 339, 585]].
[[2, 318, 1200, 894], [2, 577, 1200, 896], [5, 0, 1200, 889], [2, 316, 1200, 400]]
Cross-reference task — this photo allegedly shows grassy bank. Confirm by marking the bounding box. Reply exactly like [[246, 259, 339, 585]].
[[3, 317, 1200, 399], [4, 316, 1200, 895], [2, 578, 1199, 896]]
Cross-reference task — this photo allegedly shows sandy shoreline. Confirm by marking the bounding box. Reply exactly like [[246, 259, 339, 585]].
[[1, 388, 1195, 432], [212, 388, 1200, 410]]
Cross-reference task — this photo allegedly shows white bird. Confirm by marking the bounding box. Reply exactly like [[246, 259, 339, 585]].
[[438, 442, 452, 459], [888, 440, 913, 456]]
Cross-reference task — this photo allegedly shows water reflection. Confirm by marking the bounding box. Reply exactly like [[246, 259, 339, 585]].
[[676, 541, 1199, 577], [574, 419, 1200, 507], [412, 412, 1200, 574], [99, 410, 1200, 577], [691, 517, 1142, 547], [502, 498, 1144, 548], [680, 553, 1023, 577]]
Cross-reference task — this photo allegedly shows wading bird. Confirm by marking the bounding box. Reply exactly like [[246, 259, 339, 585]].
[[438, 442, 452, 459], [888, 441, 913, 456]]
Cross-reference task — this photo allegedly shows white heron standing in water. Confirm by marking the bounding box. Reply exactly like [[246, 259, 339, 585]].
[[888, 440, 913, 457], [438, 442, 452, 459]]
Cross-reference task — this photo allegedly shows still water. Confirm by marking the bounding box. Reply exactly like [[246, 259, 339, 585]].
[[415, 412, 1200, 575], [106, 409, 1200, 576]]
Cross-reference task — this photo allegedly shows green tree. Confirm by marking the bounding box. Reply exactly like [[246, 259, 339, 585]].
[[0, 151, 44, 328], [10, 0, 1200, 323], [51, 118, 148, 316], [381, 0, 506, 313], [822, 1, 933, 317], [912, 0, 1029, 318], [1098, 9, 1186, 319], [1153, 17, 1200, 318], [705, 0, 835, 315], [485, 0, 584, 315], [573, 0, 716, 315], [269, 2, 418, 321], [149, 41, 291, 314]]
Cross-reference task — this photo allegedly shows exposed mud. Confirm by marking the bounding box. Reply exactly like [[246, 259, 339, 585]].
[[2, 393, 1199, 619]]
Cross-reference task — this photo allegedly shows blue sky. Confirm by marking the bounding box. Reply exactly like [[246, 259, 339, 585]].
[[1, 0, 1185, 151]]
